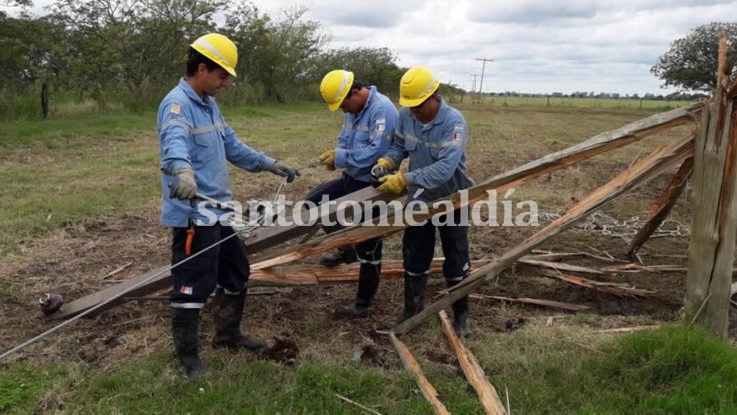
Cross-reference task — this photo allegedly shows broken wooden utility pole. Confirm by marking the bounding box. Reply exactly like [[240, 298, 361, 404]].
[[394, 133, 695, 335], [251, 104, 702, 271], [52, 94, 703, 321], [684, 32, 737, 340], [625, 157, 693, 259]]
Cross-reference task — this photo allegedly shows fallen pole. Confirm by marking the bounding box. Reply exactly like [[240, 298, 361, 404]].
[[389, 333, 451, 415], [438, 310, 507, 415], [393, 133, 695, 335]]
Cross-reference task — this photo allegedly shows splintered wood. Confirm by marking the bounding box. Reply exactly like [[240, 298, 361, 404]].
[[438, 310, 507, 415], [684, 32, 737, 339], [389, 333, 451, 415]]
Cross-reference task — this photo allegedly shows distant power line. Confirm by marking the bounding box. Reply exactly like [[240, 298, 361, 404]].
[[475, 58, 493, 93]]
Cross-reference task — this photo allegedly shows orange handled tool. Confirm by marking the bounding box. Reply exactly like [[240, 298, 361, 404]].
[[185, 226, 195, 256]]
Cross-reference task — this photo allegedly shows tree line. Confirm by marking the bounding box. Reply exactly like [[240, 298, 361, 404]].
[[1, 1, 734, 120], [0, 0, 408, 119]]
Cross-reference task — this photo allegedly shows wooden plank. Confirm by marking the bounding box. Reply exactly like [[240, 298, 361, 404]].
[[49, 266, 172, 320], [517, 258, 604, 274], [389, 333, 451, 415], [252, 105, 702, 271], [685, 34, 737, 339], [52, 103, 702, 319], [539, 270, 655, 297], [392, 134, 695, 335], [594, 325, 663, 334], [245, 186, 398, 258], [626, 157, 693, 259], [470, 294, 591, 311], [438, 310, 508, 415], [50, 187, 394, 319]]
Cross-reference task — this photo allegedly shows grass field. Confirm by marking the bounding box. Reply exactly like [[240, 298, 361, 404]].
[[2, 98, 737, 414]]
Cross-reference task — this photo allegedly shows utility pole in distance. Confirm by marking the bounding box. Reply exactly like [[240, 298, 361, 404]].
[[475, 57, 493, 94], [470, 74, 478, 94]]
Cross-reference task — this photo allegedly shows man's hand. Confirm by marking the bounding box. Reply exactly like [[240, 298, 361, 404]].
[[371, 157, 394, 177], [170, 168, 197, 199], [318, 150, 336, 170], [376, 172, 407, 194], [267, 162, 300, 183]]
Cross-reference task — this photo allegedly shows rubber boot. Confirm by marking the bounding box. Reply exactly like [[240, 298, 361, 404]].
[[335, 262, 380, 318], [211, 289, 267, 352], [320, 246, 358, 267], [402, 273, 428, 321], [447, 279, 471, 338], [172, 308, 206, 379]]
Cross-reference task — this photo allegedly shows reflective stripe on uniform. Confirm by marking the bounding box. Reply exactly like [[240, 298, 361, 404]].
[[159, 119, 191, 133], [406, 269, 429, 277], [358, 258, 382, 265], [171, 302, 204, 309], [404, 134, 461, 149], [218, 285, 241, 296]]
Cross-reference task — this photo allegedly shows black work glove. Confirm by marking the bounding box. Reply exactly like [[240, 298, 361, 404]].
[[267, 162, 300, 183]]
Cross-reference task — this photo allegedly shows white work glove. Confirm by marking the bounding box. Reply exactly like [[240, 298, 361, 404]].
[[170, 168, 197, 199]]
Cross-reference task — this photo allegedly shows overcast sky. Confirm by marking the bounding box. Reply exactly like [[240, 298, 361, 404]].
[[11, 0, 737, 95]]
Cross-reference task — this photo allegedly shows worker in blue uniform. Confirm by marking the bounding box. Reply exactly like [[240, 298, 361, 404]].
[[304, 69, 398, 317], [158, 33, 299, 378], [373, 66, 474, 337]]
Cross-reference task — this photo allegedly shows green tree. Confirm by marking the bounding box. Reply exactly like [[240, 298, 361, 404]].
[[311, 47, 403, 98], [651, 22, 737, 92], [0, 0, 32, 7], [223, 4, 328, 104]]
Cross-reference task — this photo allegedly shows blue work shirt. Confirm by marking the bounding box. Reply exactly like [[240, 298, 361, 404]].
[[333, 86, 397, 183], [158, 78, 276, 227], [384, 97, 475, 202]]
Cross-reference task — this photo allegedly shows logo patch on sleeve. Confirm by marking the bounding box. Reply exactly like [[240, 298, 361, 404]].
[[179, 285, 193, 295], [170, 104, 181, 114], [375, 118, 386, 133], [452, 124, 464, 141]]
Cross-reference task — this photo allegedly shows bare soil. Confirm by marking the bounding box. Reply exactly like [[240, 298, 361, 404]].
[[0, 202, 707, 371]]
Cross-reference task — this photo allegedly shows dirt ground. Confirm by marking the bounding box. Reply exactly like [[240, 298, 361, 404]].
[[1, 194, 720, 371]]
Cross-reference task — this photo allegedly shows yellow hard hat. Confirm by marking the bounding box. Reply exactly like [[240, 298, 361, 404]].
[[190, 33, 238, 77], [320, 70, 354, 111], [399, 66, 440, 107]]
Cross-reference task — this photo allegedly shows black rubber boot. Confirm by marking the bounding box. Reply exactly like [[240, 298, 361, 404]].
[[335, 262, 380, 318], [172, 308, 206, 379], [211, 289, 267, 352], [447, 279, 471, 338], [320, 247, 358, 267], [402, 273, 428, 321]]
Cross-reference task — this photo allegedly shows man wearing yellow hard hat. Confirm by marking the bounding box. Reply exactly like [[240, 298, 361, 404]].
[[157, 33, 299, 378], [302, 69, 398, 317], [373, 66, 475, 337]]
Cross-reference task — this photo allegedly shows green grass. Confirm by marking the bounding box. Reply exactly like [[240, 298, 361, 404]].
[[469, 95, 693, 112], [470, 325, 737, 414], [1, 352, 435, 414], [2, 326, 736, 414], [0, 102, 337, 256], [1, 100, 730, 414]]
